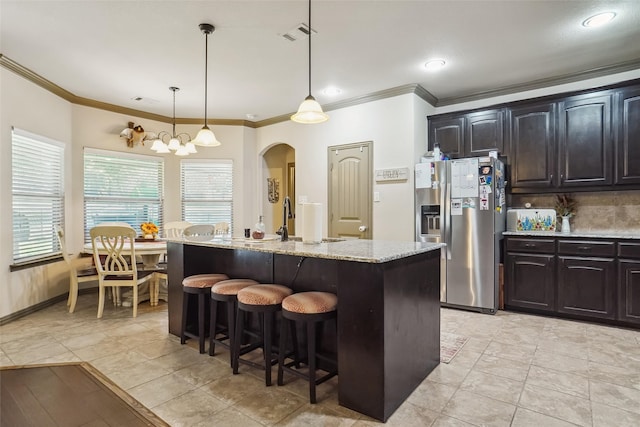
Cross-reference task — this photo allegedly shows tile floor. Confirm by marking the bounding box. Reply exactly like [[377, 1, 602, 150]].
[[1, 294, 640, 426]]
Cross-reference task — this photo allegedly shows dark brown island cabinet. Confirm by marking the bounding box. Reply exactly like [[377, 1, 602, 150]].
[[505, 235, 640, 327], [428, 79, 640, 193], [166, 239, 444, 422]]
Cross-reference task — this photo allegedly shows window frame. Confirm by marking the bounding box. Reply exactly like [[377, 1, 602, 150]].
[[83, 148, 164, 242], [11, 127, 65, 267]]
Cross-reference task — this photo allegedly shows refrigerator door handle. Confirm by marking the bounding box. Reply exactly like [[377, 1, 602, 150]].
[[445, 182, 452, 260]]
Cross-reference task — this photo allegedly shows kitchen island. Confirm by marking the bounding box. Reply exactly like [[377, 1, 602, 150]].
[[166, 237, 444, 421]]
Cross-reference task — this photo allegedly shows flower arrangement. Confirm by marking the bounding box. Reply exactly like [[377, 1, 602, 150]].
[[140, 222, 158, 237], [555, 194, 577, 218]]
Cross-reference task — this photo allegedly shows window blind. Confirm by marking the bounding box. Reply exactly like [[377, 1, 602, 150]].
[[181, 159, 233, 228], [11, 128, 65, 263], [84, 148, 164, 241]]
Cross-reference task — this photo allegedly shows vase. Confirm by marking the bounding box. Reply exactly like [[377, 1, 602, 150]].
[[561, 216, 571, 234]]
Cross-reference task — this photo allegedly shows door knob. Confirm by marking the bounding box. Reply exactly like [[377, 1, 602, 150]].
[[359, 225, 367, 232]]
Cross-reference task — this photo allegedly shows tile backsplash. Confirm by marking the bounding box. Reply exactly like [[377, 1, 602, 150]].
[[509, 191, 640, 233]]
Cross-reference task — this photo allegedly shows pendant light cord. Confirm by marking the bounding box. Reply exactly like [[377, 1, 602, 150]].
[[204, 31, 209, 125], [308, 0, 312, 97], [171, 87, 177, 137]]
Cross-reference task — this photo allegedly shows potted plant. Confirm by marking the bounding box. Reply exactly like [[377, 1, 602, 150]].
[[555, 194, 577, 233]]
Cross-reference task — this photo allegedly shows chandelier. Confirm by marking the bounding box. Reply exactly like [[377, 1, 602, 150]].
[[150, 86, 197, 156]]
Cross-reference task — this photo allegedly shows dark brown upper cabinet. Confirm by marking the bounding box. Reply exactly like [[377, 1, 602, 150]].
[[616, 86, 640, 185], [428, 116, 464, 158], [508, 102, 556, 188], [428, 110, 505, 159], [558, 93, 613, 187]]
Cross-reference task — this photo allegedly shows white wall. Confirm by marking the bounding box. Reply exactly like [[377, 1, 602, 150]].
[[256, 93, 432, 241], [1, 69, 74, 318]]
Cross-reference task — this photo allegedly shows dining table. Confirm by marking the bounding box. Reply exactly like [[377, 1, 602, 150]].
[[83, 239, 168, 306]]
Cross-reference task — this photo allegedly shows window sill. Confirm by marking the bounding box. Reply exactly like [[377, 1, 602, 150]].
[[10, 255, 64, 272]]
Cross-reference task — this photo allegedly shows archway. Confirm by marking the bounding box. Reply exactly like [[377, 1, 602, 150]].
[[261, 144, 295, 235]]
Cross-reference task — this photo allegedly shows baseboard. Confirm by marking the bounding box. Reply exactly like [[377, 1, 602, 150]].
[[0, 288, 98, 326]]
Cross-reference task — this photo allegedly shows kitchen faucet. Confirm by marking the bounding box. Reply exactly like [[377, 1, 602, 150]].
[[277, 196, 293, 241]]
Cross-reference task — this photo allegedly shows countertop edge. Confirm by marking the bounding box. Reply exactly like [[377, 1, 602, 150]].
[[503, 231, 640, 239]]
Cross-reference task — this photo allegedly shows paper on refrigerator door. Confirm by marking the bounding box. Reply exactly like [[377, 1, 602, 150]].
[[415, 163, 431, 189], [451, 158, 478, 198]]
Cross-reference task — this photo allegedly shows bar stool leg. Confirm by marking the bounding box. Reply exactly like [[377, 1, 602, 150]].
[[208, 298, 219, 356], [263, 312, 273, 386], [197, 292, 206, 354], [180, 293, 189, 345], [307, 320, 317, 403], [233, 307, 245, 375], [226, 300, 237, 366]]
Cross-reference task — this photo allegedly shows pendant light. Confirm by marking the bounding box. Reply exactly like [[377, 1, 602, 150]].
[[291, 0, 328, 124], [150, 87, 197, 156], [193, 23, 222, 146]]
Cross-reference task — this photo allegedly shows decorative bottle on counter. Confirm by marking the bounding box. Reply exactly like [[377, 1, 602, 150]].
[[252, 215, 265, 239], [561, 216, 571, 234]]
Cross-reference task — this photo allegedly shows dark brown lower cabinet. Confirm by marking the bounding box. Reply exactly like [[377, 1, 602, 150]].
[[618, 261, 640, 324], [557, 256, 616, 319], [506, 253, 555, 312]]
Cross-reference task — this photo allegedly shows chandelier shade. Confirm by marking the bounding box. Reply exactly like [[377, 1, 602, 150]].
[[291, 0, 328, 124], [193, 23, 222, 146]]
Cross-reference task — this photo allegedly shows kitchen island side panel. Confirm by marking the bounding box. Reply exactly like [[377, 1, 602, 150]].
[[336, 250, 441, 421]]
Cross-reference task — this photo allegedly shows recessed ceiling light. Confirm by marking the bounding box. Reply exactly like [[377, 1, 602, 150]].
[[582, 12, 616, 28], [322, 87, 342, 96], [424, 59, 446, 71]]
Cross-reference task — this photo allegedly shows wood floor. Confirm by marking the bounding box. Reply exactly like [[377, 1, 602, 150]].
[[0, 363, 168, 427]]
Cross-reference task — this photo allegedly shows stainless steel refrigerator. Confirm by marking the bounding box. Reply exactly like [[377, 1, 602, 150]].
[[415, 156, 506, 313]]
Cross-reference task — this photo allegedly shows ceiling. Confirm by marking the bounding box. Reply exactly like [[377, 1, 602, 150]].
[[2, 1, 640, 123]]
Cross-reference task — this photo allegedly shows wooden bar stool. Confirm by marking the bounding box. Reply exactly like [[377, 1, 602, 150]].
[[233, 284, 293, 386], [209, 278, 259, 365], [181, 273, 229, 353], [277, 291, 338, 403]]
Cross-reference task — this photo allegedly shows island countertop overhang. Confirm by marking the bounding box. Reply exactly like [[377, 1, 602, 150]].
[[164, 237, 444, 263]]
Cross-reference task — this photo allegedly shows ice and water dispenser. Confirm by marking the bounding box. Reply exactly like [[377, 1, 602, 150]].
[[420, 205, 440, 236]]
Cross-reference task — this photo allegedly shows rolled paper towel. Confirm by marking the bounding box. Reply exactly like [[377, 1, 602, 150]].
[[302, 203, 323, 244]]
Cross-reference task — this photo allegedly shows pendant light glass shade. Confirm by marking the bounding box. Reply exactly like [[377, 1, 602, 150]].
[[291, 0, 328, 124], [292, 95, 329, 124], [193, 23, 222, 146]]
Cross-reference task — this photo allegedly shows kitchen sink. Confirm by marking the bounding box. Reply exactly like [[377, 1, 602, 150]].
[[287, 236, 345, 243]]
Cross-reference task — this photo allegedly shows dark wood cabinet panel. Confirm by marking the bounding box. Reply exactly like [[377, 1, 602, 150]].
[[428, 116, 464, 158], [558, 93, 613, 187], [466, 110, 505, 156], [505, 253, 556, 312], [616, 87, 640, 184], [508, 103, 556, 188], [618, 260, 640, 325], [557, 256, 616, 319]]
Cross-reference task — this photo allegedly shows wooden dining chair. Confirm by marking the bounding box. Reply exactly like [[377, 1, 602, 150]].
[[163, 221, 193, 238], [183, 224, 216, 241], [90, 225, 157, 318], [55, 226, 99, 313]]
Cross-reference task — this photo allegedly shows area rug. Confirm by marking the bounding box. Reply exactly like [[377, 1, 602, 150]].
[[0, 362, 169, 427], [440, 332, 469, 363]]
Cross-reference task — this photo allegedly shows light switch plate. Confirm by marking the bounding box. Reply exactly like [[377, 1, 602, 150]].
[[298, 195, 308, 204], [374, 191, 380, 202]]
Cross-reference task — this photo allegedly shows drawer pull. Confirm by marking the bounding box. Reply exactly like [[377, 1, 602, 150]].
[[523, 243, 536, 248], [577, 246, 591, 251]]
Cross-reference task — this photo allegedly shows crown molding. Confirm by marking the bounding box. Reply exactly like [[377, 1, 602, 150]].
[[436, 58, 640, 107]]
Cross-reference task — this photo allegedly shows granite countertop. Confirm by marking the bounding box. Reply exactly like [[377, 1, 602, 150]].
[[166, 236, 444, 263], [503, 231, 640, 239]]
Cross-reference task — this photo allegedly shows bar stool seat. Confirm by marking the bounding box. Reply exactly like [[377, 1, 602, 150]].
[[181, 273, 229, 353], [278, 291, 338, 403], [233, 284, 293, 386], [209, 278, 259, 364]]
